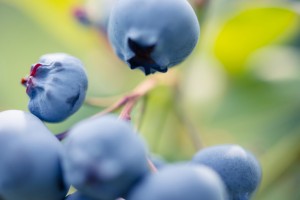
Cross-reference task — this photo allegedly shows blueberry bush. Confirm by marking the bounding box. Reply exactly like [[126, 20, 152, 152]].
[[0, 0, 300, 200]]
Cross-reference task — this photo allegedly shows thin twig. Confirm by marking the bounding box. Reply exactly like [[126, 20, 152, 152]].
[[147, 158, 158, 173], [119, 98, 138, 120], [90, 94, 138, 119], [85, 95, 122, 107], [91, 77, 158, 120]]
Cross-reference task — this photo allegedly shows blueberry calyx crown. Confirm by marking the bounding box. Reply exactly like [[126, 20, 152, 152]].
[[21, 63, 41, 84], [21, 63, 44, 94], [127, 38, 168, 75]]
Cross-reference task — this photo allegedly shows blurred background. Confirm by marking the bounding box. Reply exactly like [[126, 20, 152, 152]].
[[0, 0, 299, 199]]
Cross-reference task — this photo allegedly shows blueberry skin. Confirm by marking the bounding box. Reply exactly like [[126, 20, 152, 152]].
[[63, 115, 149, 200], [108, 0, 200, 75], [22, 53, 88, 123], [192, 145, 262, 200], [0, 110, 52, 136], [0, 110, 69, 200], [127, 164, 228, 200]]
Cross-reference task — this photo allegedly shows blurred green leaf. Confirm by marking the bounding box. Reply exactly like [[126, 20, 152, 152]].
[[258, 162, 300, 200], [214, 7, 299, 74]]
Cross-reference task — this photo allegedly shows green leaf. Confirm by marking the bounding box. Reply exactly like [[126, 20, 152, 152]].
[[214, 7, 299, 74]]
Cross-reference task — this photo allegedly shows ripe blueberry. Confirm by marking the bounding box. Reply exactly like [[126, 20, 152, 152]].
[[22, 53, 88, 123], [127, 164, 228, 200], [192, 145, 262, 200], [108, 0, 200, 75], [63, 114, 149, 200], [0, 110, 69, 200], [0, 110, 52, 136]]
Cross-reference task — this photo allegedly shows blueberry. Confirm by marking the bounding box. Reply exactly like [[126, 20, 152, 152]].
[[63, 114, 149, 200], [0, 110, 52, 136], [127, 164, 228, 200], [22, 53, 88, 123], [0, 110, 69, 200], [191, 145, 262, 200], [108, 0, 200, 75]]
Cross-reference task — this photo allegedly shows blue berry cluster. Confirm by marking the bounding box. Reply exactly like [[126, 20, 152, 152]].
[[0, 109, 262, 200], [22, 0, 200, 123], [0, 0, 262, 200]]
